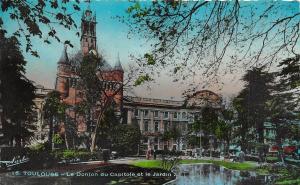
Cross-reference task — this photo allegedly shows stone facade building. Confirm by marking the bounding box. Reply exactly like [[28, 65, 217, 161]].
[[124, 90, 223, 153]]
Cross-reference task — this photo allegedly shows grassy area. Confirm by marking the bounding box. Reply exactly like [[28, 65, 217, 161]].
[[275, 178, 300, 185], [266, 156, 280, 163], [132, 160, 163, 169], [131, 159, 257, 171]]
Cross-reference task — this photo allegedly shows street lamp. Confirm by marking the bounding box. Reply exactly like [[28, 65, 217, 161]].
[[0, 104, 3, 138], [197, 131, 203, 158], [209, 134, 214, 159]]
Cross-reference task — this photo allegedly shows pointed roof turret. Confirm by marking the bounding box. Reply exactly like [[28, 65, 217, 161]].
[[82, 0, 96, 22], [58, 45, 69, 64], [114, 53, 123, 71]]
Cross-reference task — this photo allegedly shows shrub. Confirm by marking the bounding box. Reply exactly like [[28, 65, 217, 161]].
[[29, 142, 47, 154], [52, 134, 63, 144], [51, 149, 96, 161]]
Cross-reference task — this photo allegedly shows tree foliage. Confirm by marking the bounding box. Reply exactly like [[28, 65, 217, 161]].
[[122, 1, 299, 87], [0, 0, 81, 57], [278, 54, 300, 89], [43, 90, 67, 150], [111, 123, 141, 156], [0, 33, 36, 147], [233, 67, 274, 150]]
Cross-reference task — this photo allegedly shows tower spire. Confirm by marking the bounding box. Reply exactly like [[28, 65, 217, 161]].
[[58, 44, 69, 64], [85, 0, 91, 13], [114, 53, 123, 71], [81, 0, 97, 55]]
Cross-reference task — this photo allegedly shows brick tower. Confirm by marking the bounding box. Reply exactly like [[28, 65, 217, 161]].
[[80, 5, 97, 56], [54, 3, 124, 137], [55, 45, 70, 99]]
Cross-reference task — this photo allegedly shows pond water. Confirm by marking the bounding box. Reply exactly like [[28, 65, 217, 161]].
[[166, 164, 276, 185]]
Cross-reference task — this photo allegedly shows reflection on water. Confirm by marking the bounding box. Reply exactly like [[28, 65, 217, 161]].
[[166, 164, 275, 185]]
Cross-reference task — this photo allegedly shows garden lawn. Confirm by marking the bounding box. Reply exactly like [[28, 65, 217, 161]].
[[132, 159, 257, 171], [275, 178, 300, 185]]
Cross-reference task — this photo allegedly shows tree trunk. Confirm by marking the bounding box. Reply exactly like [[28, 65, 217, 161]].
[[48, 118, 53, 150], [258, 121, 264, 144], [90, 109, 105, 152], [15, 122, 22, 148], [90, 127, 98, 152], [73, 137, 75, 149], [226, 139, 230, 155], [90, 98, 112, 152], [64, 131, 69, 149], [276, 137, 285, 164]]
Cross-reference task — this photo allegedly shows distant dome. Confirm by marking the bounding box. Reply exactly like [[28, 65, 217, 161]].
[[185, 90, 222, 108]]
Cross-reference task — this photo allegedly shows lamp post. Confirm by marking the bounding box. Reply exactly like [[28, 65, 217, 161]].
[[209, 134, 214, 159], [197, 131, 203, 158], [0, 79, 3, 140], [0, 104, 3, 138]]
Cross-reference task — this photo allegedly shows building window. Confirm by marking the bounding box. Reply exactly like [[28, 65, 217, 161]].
[[155, 122, 159, 132], [144, 121, 149, 132], [144, 110, 149, 117], [143, 137, 148, 143], [173, 112, 178, 119], [182, 112, 186, 119], [164, 121, 169, 131], [134, 109, 139, 116], [154, 110, 159, 117], [164, 112, 169, 118]]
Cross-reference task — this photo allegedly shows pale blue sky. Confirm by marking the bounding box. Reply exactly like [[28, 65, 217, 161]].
[[3, 1, 150, 88], [2, 1, 299, 100]]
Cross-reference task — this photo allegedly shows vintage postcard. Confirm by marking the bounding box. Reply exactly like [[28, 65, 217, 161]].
[[0, 0, 299, 185]]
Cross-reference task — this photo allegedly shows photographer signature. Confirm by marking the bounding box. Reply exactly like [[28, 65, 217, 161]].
[[0, 156, 29, 168]]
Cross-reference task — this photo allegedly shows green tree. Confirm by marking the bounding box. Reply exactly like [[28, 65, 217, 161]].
[[43, 91, 66, 150], [111, 123, 141, 156], [77, 53, 108, 152], [0, 33, 36, 147], [268, 55, 300, 162], [77, 53, 126, 152], [268, 92, 296, 162], [234, 67, 274, 147], [278, 54, 300, 89], [97, 107, 118, 149], [215, 109, 234, 154]]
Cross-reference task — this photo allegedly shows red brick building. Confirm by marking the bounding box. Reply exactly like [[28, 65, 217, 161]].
[[55, 6, 124, 135]]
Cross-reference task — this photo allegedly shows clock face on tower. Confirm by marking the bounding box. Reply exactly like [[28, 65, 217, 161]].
[[89, 49, 97, 56]]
